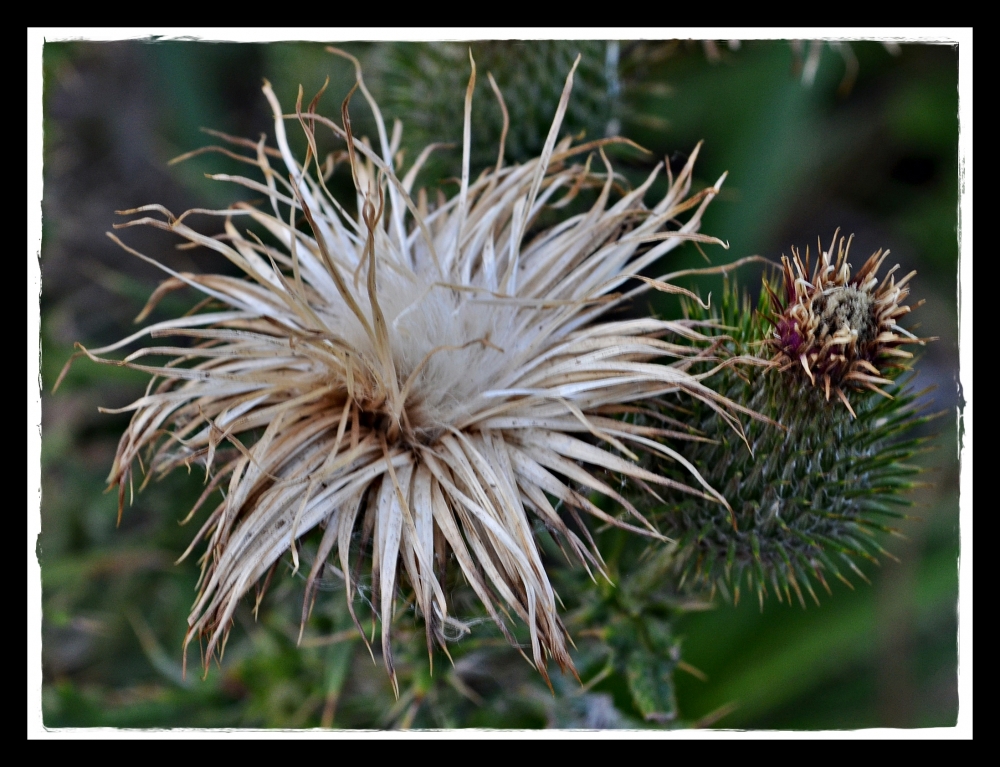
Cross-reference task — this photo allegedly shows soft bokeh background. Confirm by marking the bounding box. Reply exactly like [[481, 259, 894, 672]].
[[38, 38, 960, 729]]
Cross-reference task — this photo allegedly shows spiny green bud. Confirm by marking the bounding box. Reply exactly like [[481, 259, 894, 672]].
[[367, 41, 620, 171], [653, 236, 934, 608]]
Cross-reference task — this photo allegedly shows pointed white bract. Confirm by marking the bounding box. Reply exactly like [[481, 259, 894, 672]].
[[78, 52, 743, 685]]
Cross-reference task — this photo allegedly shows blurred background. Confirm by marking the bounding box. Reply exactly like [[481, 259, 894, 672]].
[[38, 38, 960, 729]]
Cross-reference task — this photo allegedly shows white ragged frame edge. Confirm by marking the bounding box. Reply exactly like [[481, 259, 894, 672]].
[[956, 25, 972, 744], [28, 27, 972, 740]]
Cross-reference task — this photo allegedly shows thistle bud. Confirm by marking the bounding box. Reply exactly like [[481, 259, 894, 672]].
[[766, 230, 929, 417], [655, 238, 934, 608]]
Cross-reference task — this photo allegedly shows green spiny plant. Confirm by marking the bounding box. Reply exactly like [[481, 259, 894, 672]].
[[46, 41, 950, 729], [651, 236, 935, 608], [370, 40, 620, 172]]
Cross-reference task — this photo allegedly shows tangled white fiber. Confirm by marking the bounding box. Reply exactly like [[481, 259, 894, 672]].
[[63, 49, 756, 689]]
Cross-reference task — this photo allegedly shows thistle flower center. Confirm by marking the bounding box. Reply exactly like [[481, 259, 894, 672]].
[[811, 285, 876, 345]]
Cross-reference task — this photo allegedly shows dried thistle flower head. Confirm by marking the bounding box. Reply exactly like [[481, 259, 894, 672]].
[[766, 230, 929, 416], [61, 50, 748, 688]]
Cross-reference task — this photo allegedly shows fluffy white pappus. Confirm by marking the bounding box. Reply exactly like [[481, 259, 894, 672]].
[[67, 48, 754, 689]]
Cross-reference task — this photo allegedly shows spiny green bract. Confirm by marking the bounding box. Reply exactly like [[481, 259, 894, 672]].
[[653, 281, 933, 608]]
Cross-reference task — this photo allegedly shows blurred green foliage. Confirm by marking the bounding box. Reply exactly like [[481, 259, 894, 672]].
[[39, 38, 959, 729]]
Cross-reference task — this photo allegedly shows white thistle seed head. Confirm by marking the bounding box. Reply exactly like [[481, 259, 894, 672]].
[[63, 50, 752, 688]]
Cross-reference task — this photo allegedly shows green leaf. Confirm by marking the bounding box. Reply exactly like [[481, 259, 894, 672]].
[[625, 645, 679, 723]]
